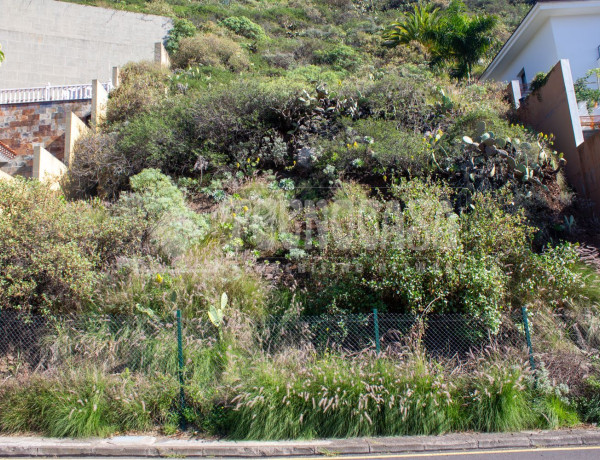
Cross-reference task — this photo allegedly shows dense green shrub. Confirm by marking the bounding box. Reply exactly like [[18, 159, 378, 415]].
[[313, 44, 362, 71], [72, 98, 199, 199], [515, 243, 586, 309], [0, 179, 145, 314], [190, 77, 308, 165], [172, 33, 250, 71], [219, 16, 266, 40], [318, 118, 433, 176], [299, 179, 585, 329], [165, 18, 197, 54], [114, 169, 210, 259], [105, 62, 171, 125]]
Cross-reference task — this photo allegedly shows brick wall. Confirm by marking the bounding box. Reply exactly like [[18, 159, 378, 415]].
[[0, 100, 91, 161]]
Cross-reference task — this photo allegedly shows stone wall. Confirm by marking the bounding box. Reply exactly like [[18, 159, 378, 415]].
[[0, 0, 172, 89], [0, 100, 91, 161]]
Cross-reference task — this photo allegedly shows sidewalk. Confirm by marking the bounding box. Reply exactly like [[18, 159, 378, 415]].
[[0, 428, 599, 457]]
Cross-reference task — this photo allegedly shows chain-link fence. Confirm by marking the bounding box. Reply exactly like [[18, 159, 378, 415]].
[[0, 308, 595, 388], [258, 311, 526, 357]]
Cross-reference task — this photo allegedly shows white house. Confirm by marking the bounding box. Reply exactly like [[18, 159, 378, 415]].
[[480, 0, 600, 87]]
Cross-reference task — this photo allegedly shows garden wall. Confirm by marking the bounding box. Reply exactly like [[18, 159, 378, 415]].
[[0, 100, 91, 161], [513, 59, 600, 213], [577, 131, 600, 212], [516, 59, 585, 193]]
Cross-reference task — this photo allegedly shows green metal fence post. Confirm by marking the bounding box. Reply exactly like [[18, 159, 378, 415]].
[[521, 306, 537, 383], [373, 308, 381, 354], [176, 309, 186, 430]]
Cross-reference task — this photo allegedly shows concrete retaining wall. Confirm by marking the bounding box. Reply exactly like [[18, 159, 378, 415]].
[[0, 0, 172, 89], [577, 131, 600, 212], [513, 59, 600, 213], [32, 145, 67, 190], [0, 100, 91, 161], [517, 60, 585, 194]]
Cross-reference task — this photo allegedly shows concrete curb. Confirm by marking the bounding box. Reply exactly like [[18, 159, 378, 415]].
[[0, 429, 599, 457]]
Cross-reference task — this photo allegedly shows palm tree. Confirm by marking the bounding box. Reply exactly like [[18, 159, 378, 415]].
[[383, 1, 497, 81], [382, 3, 440, 48], [430, 9, 498, 81]]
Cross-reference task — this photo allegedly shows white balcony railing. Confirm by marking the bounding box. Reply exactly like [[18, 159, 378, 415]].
[[0, 82, 112, 105]]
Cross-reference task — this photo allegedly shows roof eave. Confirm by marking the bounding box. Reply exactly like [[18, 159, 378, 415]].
[[480, 3, 542, 81]]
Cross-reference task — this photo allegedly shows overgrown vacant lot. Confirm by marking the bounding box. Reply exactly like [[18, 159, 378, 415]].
[[2, 0, 600, 438]]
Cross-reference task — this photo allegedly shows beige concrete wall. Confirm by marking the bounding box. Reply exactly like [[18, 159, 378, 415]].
[[0, 169, 13, 181], [64, 112, 90, 167], [518, 59, 585, 194], [91, 80, 108, 131], [32, 145, 67, 190], [155, 42, 171, 68], [0, 0, 172, 89]]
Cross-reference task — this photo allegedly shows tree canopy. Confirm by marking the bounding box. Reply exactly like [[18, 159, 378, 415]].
[[384, 1, 498, 81]]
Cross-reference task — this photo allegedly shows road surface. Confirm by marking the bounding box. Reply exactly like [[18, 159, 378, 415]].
[[297, 446, 600, 459]]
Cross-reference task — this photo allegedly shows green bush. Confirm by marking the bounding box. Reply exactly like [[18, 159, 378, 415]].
[[219, 16, 267, 40], [305, 180, 509, 328], [0, 179, 145, 314], [105, 62, 171, 125], [313, 44, 362, 71], [318, 118, 433, 176], [72, 98, 199, 199], [166, 18, 197, 54], [114, 169, 210, 259], [211, 180, 292, 255], [172, 33, 250, 71], [516, 243, 586, 309], [190, 77, 308, 165]]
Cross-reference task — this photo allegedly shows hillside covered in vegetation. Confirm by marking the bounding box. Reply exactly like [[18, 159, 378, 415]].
[[3, 0, 600, 439]]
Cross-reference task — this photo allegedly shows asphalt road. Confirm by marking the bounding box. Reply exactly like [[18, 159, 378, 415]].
[[307, 446, 600, 459]]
